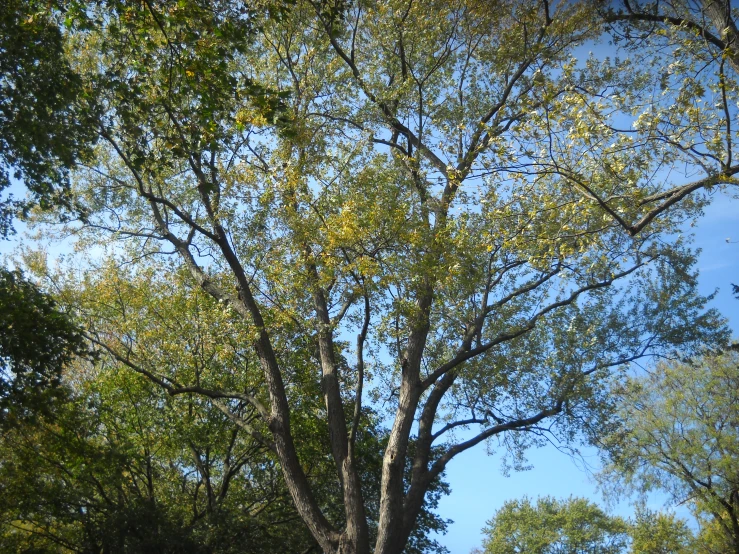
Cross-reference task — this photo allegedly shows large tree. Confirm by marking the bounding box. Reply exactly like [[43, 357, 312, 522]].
[[23, 0, 737, 553]]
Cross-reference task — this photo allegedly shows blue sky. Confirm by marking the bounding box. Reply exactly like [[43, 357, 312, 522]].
[[434, 192, 739, 553]]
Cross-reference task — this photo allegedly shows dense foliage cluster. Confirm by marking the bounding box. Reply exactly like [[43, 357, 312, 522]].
[[0, 0, 98, 235], [0, 267, 88, 425]]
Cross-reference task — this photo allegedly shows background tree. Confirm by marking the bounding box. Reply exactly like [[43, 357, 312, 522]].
[[599, 352, 739, 554], [20, 0, 736, 552], [0, 0, 99, 236], [629, 505, 696, 554], [0, 267, 88, 426], [477, 496, 629, 554], [0, 0, 100, 429], [0, 376, 320, 553], [473, 497, 696, 554]]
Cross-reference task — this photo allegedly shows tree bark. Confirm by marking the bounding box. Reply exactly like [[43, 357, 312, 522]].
[[374, 292, 432, 554], [701, 0, 739, 72]]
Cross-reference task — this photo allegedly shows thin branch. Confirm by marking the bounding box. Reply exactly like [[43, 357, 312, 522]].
[[87, 333, 276, 452], [310, 0, 449, 177], [98, 129, 219, 241]]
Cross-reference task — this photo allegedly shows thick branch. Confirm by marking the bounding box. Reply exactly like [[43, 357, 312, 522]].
[[422, 262, 645, 389], [428, 402, 564, 481], [431, 418, 488, 441], [629, 172, 738, 236]]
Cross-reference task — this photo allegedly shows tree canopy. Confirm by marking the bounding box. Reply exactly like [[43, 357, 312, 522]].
[[474, 497, 696, 554], [600, 351, 739, 554], [477, 496, 630, 554], [0, 372, 325, 553], [629, 506, 697, 554], [5, 0, 739, 553], [0, 0, 99, 235], [1, 258, 451, 554], [0, 267, 88, 425]]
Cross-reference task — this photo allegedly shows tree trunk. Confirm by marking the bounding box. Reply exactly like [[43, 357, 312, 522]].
[[701, 0, 739, 72]]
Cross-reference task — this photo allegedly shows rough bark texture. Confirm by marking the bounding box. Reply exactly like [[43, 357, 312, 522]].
[[701, 0, 739, 71]]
